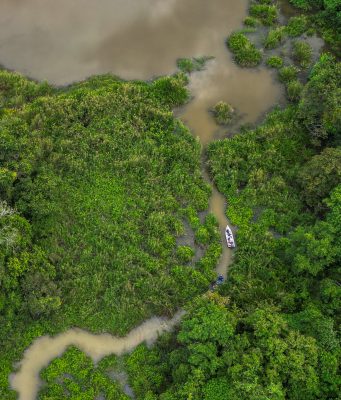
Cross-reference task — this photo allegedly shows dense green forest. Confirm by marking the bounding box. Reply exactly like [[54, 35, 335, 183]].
[[1, 0, 340, 399], [118, 57, 340, 400], [0, 73, 222, 397], [117, 2, 340, 399]]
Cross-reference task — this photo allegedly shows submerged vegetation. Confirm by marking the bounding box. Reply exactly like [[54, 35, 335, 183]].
[[227, 32, 262, 67], [212, 101, 234, 125], [177, 56, 214, 74]]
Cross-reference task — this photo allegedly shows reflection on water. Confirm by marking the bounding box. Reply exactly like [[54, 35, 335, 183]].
[[0, 0, 248, 84]]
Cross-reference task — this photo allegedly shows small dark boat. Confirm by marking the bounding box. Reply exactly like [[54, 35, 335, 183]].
[[210, 274, 225, 291]]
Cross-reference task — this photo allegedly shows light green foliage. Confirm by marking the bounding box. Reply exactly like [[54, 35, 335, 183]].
[[292, 41, 313, 68], [177, 56, 214, 74], [264, 26, 286, 49], [266, 55, 284, 68], [243, 16, 259, 27], [286, 79, 304, 102], [249, 3, 278, 26], [278, 65, 300, 83], [285, 16, 308, 37], [227, 32, 262, 67], [176, 246, 195, 263], [212, 101, 234, 125]]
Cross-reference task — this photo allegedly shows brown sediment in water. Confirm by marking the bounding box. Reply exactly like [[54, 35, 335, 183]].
[[10, 311, 185, 400], [0, 0, 283, 276], [3, 1, 284, 397]]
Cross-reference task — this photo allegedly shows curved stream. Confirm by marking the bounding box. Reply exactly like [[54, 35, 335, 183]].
[[10, 312, 185, 400], [3, 0, 283, 398]]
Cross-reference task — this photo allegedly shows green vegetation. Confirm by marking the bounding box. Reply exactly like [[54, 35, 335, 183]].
[[264, 26, 286, 48], [177, 56, 214, 74], [292, 41, 313, 68], [243, 16, 259, 27], [122, 53, 341, 400], [212, 101, 234, 125], [285, 15, 308, 37], [2, 1, 341, 399], [249, 3, 278, 26], [286, 79, 304, 101], [266, 55, 284, 68], [278, 65, 300, 83], [289, 0, 341, 55], [227, 32, 262, 67], [38, 347, 128, 399], [0, 71, 222, 398]]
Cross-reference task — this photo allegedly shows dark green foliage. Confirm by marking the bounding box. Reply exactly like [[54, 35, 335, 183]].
[[249, 3, 278, 26], [266, 55, 284, 68], [298, 147, 341, 213], [297, 54, 341, 145], [292, 41, 313, 68], [126, 295, 327, 400], [227, 32, 262, 67], [289, 0, 341, 55]]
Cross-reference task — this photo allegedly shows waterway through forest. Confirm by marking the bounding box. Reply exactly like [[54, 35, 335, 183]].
[[2, 0, 283, 398]]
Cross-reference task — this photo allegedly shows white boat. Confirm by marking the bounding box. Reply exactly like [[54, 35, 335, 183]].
[[225, 225, 235, 248]]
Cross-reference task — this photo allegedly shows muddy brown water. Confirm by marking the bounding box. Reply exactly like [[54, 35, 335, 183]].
[[10, 312, 184, 400], [3, 0, 283, 398]]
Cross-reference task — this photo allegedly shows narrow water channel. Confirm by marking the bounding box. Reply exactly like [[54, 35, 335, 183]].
[[10, 312, 185, 400], [3, 0, 283, 398]]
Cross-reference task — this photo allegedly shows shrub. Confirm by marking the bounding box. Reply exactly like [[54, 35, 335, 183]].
[[177, 246, 195, 263], [278, 65, 300, 83], [227, 32, 262, 67], [286, 80, 304, 101], [285, 16, 308, 37], [212, 101, 234, 125], [264, 27, 286, 49], [244, 17, 259, 27], [249, 4, 278, 26], [292, 41, 313, 68], [266, 56, 284, 68]]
